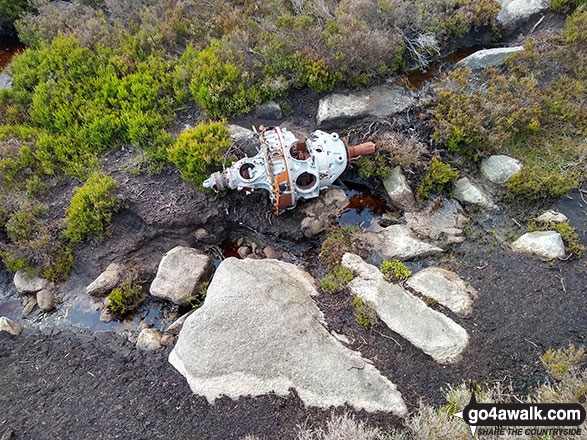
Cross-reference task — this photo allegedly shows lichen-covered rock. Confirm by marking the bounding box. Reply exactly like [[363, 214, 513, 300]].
[[536, 210, 568, 225], [480, 155, 522, 185], [14, 271, 47, 294], [150, 247, 213, 305], [0, 317, 22, 336], [136, 328, 163, 350], [457, 47, 523, 70], [342, 254, 469, 364], [169, 258, 407, 415], [453, 178, 498, 210], [359, 225, 444, 261], [382, 167, 415, 210], [406, 267, 477, 316], [317, 84, 414, 128], [86, 263, 121, 297], [510, 231, 566, 260]]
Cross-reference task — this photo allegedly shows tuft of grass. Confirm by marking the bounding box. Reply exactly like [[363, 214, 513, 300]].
[[417, 158, 459, 199], [320, 226, 359, 269], [380, 260, 411, 282], [320, 266, 354, 293], [352, 296, 377, 327], [107, 280, 145, 317]]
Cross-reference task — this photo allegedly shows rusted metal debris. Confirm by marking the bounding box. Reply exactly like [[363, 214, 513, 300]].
[[203, 126, 375, 215]]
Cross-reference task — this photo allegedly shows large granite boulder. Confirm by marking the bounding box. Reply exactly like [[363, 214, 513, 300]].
[[169, 258, 407, 415]]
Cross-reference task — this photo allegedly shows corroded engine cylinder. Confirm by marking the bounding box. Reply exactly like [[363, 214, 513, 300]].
[[203, 126, 374, 214]]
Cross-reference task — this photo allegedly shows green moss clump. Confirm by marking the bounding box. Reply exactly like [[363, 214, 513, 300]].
[[417, 158, 459, 199], [64, 172, 121, 243], [186, 281, 209, 309], [320, 266, 354, 293], [319, 226, 359, 269], [352, 296, 377, 327], [506, 166, 579, 203], [380, 260, 411, 282], [107, 280, 145, 317], [167, 120, 232, 189]]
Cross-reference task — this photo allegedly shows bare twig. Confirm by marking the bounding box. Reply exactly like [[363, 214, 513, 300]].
[[530, 15, 545, 34], [373, 329, 403, 349]]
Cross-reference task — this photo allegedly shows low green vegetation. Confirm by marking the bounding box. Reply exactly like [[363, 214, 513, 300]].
[[380, 260, 411, 282], [550, 0, 586, 13], [320, 266, 354, 293], [417, 158, 459, 199], [352, 296, 377, 327], [106, 280, 145, 316], [319, 226, 358, 269], [64, 172, 121, 243], [430, 7, 586, 203], [167, 120, 232, 189], [186, 281, 209, 308]]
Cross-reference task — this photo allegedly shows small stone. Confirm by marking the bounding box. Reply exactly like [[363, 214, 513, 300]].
[[194, 228, 207, 240], [86, 263, 121, 297], [99, 307, 114, 323], [382, 167, 415, 210], [227, 124, 255, 141], [138, 323, 151, 331], [136, 328, 163, 350], [453, 178, 498, 210], [0, 317, 23, 336], [237, 246, 252, 258], [510, 231, 566, 261], [536, 210, 568, 225], [245, 253, 262, 260], [263, 246, 284, 260], [379, 212, 401, 227], [0, 71, 12, 91], [23, 297, 36, 315], [456, 214, 469, 228], [497, 0, 549, 30], [160, 334, 175, 347], [256, 100, 283, 119], [480, 155, 522, 185], [14, 271, 47, 294], [1, 428, 14, 440], [36, 289, 54, 312]]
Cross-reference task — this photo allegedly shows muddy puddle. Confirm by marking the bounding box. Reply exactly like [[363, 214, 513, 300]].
[[0, 37, 24, 71]]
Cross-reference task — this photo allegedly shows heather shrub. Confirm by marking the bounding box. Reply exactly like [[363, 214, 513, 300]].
[[64, 172, 121, 243], [417, 158, 459, 199], [167, 120, 232, 189], [107, 280, 145, 316]]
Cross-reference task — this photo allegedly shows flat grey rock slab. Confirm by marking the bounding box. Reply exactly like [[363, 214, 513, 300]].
[[406, 267, 477, 316], [169, 258, 407, 415], [453, 178, 498, 210], [317, 83, 414, 128], [342, 253, 469, 364], [480, 155, 522, 184], [457, 47, 523, 70], [86, 263, 121, 297], [510, 231, 565, 260], [150, 246, 213, 305], [496, 0, 549, 29], [360, 225, 444, 261]]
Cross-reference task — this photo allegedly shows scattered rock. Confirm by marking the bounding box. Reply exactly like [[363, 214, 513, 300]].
[[457, 47, 523, 70], [480, 155, 522, 185], [36, 289, 54, 312], [245, 253, 262, 260], [13, 271, 48, 294], [382, 167, 415, 210], [150, 246, 213, 305], [405, 198, 463, 241], [263, 246, 285, 260], [86, 263, 122, 297], [237, 246, 252, 258], [0, 317, 22, 336], [194, 228, 207, 240], [136, 328, 163, 350], [227, 124, 255, 141], [0, 71, 12, 91], [166, 310, 195, 335], [300, 188, 349, 238], [536, 210, 568, 225], [23, 297, 36, 315], [342, 254, 469, 364], [510, 231, 565, 260], [0, 429, 14, 440], [496, 0, 549, 30], [453, 178, 498, 210], [160, 335, 175, 347], [169, 258, 407, 415], [256, 100, 282, 119], [406, 267, 477, 316], [379, 212, 401, 227], [317, 83, 414, 128], [359, 225, 444, 261], [99, 300, 114, 323]]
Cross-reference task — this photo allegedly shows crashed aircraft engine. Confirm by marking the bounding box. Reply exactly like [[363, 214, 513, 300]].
[[203, 126, 375, 215]]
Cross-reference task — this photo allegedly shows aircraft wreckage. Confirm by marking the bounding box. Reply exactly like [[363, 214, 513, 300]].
[[203, 126, 375, 215]]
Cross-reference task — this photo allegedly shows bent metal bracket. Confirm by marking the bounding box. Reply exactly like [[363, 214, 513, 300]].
[[203, 126, 375, 215]]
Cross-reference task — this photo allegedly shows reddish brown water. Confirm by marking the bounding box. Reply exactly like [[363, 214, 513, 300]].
[[402, 46, 485, 90], [0, 37, 24, 71], [336, 182, 392, 230]]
